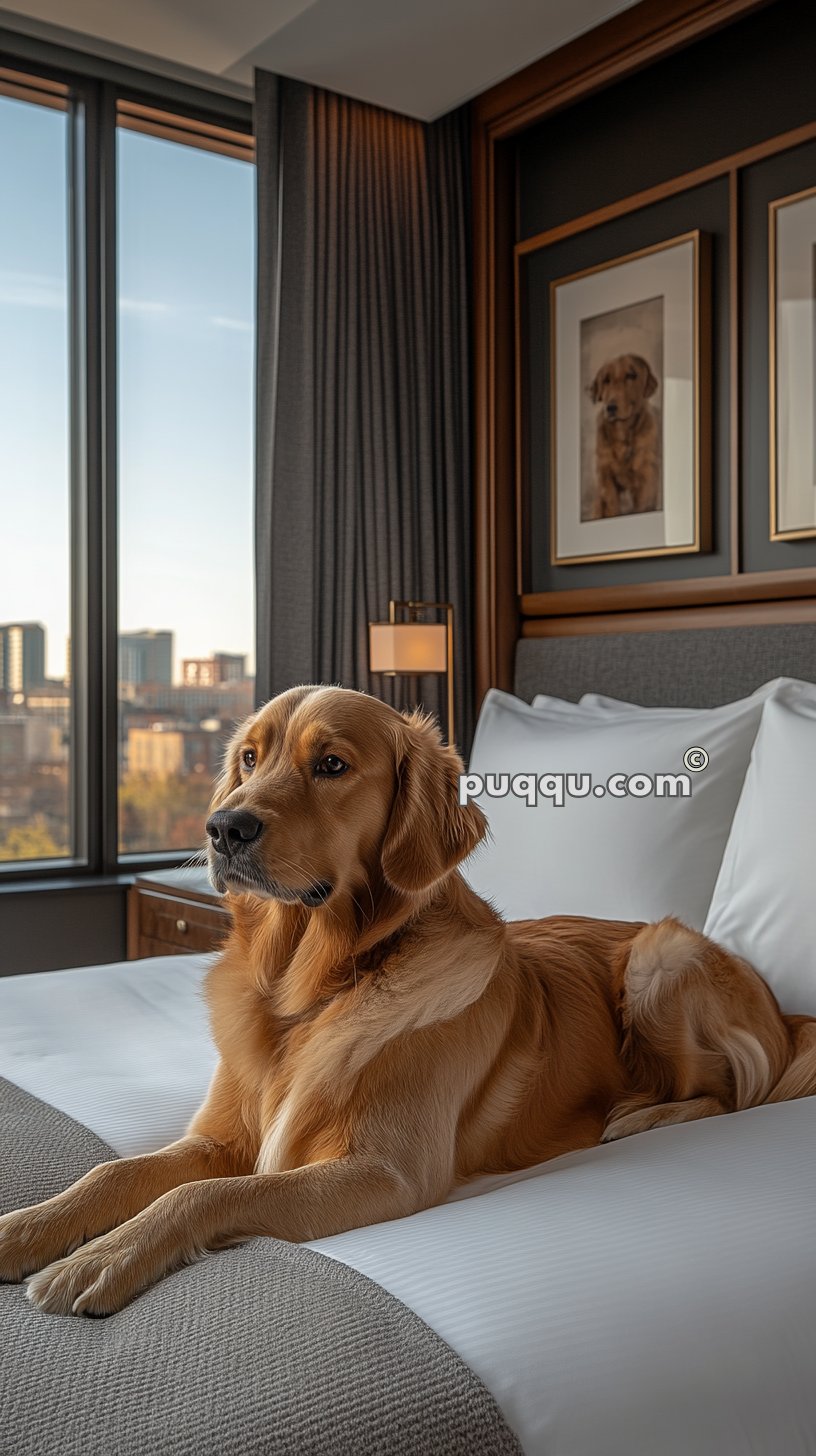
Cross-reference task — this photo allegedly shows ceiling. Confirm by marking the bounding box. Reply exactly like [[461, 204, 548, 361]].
[[0, 0, 639, 120]]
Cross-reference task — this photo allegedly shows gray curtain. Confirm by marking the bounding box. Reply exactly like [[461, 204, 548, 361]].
[[255, 72, 473, 750]]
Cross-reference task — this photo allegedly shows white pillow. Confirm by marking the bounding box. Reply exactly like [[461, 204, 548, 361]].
[[463, 687, 771, 928], [704, 686, 816, 1014], [527, 692, 609, 715]]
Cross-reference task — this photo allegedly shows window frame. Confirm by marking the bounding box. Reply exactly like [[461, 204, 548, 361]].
[[0, 33, 255, 884]]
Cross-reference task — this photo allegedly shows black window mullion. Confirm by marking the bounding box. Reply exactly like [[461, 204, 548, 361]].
[[76, 77, 118, 877], [99, 82, 119, 874], [78, 76, 106, 875], [67, 83, 89, 868]]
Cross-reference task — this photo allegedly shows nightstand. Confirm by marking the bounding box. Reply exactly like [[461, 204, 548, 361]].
[[127, 867, 230, 960]]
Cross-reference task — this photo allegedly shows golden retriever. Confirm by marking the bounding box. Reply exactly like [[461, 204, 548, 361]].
[[3, 684, 815, 1317], [588, 353, 661, 518]]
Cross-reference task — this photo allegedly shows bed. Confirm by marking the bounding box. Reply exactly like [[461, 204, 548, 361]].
[[3, 623, 816, 1455]]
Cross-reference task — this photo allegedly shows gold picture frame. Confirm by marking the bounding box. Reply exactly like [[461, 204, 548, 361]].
[[544, 230, 711, 566], [769, 183, 816, 542]]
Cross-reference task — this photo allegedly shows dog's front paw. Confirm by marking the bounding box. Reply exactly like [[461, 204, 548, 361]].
[[0, 1203, 80, 1283], [26, 1226, 152, 1317], [25, 1203, 195, 1317], [601, 1106, 660, 1142]]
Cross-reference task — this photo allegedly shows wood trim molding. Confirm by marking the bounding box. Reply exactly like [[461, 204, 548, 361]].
[[0, 63, 67, 110], [473, 0, 771, 138], [521, 567, 816, 618], [521, 597, 816, 637], [473, 125, 518, 696], [514, 120, 816, 257], [728, 167, 741, 572], [117, 100, 254, 160]]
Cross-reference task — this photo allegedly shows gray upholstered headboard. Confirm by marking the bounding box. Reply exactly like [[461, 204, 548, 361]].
[[514, 623, 816, 707]]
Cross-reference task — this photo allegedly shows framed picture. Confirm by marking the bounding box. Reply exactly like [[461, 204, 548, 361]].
[[769, 184, 816, 540], [549, 230, 711, 565]]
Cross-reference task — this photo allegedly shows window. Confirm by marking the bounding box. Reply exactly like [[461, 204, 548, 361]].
[[116, 112, 255, 854], [0, 63, 254, 876], [0, 75, 72, 863]]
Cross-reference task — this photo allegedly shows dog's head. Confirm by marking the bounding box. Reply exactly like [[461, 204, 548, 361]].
[[590, 354, 658, 422], [205, 686, 487, 906]]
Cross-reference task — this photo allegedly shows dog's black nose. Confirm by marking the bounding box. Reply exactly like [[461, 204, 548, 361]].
[[606, 401, 618, 418], [206, 808, 263, 858]]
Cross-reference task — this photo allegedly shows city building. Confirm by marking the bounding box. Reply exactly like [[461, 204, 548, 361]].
[[0, 715, 65, 770], [118, 630, 173, 687], [182, 653, 247, 687], [126, 722, 224, 779], [0, 623, 46, 693], [24, 685, 71, 732], [125, 680, 254, 720]]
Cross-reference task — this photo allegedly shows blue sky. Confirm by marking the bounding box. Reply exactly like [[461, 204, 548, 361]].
[[0, 93, 255, 682]]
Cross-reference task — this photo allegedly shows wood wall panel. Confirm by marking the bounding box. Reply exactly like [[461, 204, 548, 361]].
[[473, 0, 815, 704]]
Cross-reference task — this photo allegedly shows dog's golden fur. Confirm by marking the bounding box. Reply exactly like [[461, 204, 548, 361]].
[[3, 684, 816, 1317], [589, 353, 661, 518]]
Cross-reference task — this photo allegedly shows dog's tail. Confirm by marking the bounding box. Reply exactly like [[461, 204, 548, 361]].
[[623, 918, 784, 1110], [766, 1017, 816, 1103]]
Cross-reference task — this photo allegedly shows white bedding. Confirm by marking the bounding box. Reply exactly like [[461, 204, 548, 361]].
[[0, 955, 218, 1158], [2, 953, 816, 1455]]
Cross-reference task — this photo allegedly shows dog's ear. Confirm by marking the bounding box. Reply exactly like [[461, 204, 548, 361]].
[[631, 356, 658, 398], [589, 366, 605, 404], [381, 711, 487, 895], [209, 717, 251, 812]]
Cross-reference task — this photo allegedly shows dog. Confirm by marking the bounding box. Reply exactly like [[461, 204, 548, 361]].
[[587, 353, 661, 518], [3, 684, 816, 1317]]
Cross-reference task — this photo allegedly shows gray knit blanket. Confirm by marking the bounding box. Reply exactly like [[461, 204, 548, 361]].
[[0, 1076, 521, 1456]]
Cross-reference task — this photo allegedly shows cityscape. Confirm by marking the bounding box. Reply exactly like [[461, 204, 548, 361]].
[[0, 622, 255, 861]]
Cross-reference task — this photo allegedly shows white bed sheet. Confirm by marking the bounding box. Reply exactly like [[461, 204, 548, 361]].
[[0, 955, 218, 1157], [2, 954, 816, 1456]]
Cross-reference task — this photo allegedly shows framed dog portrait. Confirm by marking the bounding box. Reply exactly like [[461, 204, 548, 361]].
[[548, 231, 711, 565], [769, 184, 816, 540]]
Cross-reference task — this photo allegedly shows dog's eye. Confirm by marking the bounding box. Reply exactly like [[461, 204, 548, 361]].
[[315, 754, 349, 778], [626, 370, 636, 380], [241, 749, 256, 771]]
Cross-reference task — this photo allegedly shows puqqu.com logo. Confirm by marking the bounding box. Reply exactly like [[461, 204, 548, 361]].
[[459, 750, 710, 807]]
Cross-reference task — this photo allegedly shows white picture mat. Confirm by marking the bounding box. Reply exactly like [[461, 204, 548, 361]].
[[775, 190, 816, 534], [554, 238, 696, 560]]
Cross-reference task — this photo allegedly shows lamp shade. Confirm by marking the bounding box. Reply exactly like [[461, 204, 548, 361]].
[[369, 621, 448, 674]]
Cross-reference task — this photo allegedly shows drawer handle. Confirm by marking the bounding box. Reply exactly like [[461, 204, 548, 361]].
[[176, 918, 188, 934]]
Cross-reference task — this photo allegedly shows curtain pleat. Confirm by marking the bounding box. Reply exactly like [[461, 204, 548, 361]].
[[255, 74, 473, 749]]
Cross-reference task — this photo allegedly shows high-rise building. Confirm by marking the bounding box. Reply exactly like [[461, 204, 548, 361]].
[[118, 630, 173, 687], [182, 653, 247, 687], [213, 653, 247, 684], [0, 623, 46, 693]]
